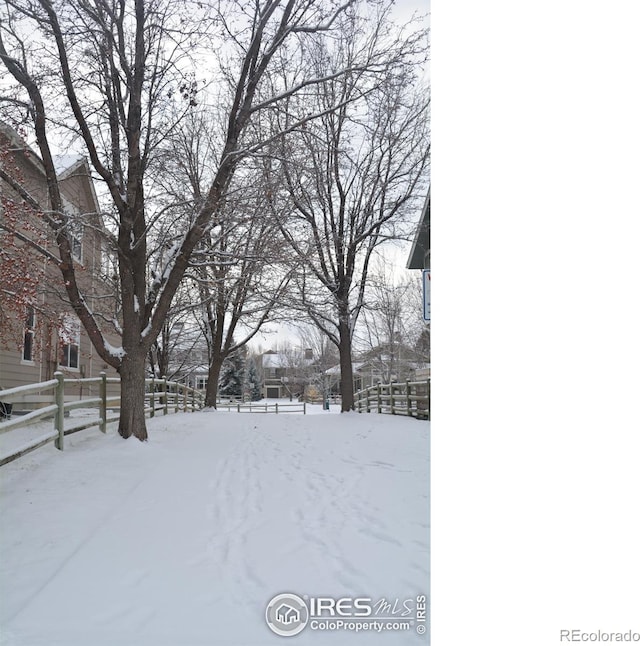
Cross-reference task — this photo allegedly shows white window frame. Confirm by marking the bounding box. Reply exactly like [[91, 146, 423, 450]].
[[101, 241, 117, 278], [59, 316, 80, 370], [196, 376, 208, 390]]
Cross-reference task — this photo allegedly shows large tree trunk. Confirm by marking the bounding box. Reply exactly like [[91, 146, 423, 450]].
[[204, 355, 224, 408], [118, 348, 148, 441], [338, 319, 355, 412]]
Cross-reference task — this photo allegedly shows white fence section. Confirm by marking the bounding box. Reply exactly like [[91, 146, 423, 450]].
[[354, 380, 430, 419], [0, 372, 205, 467]]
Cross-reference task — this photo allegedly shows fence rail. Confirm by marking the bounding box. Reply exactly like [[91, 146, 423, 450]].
[[215, 401, 306, 414], [354, 380, 430, 419], [0, 372, 205, 467]]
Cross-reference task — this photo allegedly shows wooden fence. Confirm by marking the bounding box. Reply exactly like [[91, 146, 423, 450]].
[[0, 372, 205, 467], [215, 401, 306, 414], [354, 380, 430, 419]]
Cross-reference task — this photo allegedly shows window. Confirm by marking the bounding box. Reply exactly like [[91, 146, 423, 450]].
[[22, 306, 36, 362], [69, 221, 83, 262], [101, 241, 117, 279], [59, 316, 80, 369], [196, 377, 208, 390], [62, 197, 83, 263]]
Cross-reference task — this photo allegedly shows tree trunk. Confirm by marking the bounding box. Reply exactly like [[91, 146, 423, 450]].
[[338, 320, 355, 412], [118, 348, 148, 440], [204, 355, 224, 408]]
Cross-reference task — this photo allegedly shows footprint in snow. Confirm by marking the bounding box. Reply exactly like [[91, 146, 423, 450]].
[[358, 527, 402, 546]]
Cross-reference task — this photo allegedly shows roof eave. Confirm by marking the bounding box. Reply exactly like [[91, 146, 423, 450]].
[[406, 187, 430, 270]]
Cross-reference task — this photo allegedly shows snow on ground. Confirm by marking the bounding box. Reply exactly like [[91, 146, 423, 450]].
[[0, 408, 108, 458], [0, 408, 429, 646]]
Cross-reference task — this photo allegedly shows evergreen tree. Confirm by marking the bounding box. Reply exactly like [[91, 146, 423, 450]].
[[245, 357, 262, 401], [218, 352, 245, 398]]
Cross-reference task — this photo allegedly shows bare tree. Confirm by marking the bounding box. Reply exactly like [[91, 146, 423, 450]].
[[355, 261, 426, 382], [265, 6, 430, 410], [0, 0, 393, 439], [293, 321, 339, 400], [155, 113, 295, 407], [192, 183, 293, 407], [295, 321, 338, 373], [146, 286, 204, 381]]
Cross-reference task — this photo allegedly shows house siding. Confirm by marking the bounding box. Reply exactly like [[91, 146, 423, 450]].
[[1, 123, 121, 408]]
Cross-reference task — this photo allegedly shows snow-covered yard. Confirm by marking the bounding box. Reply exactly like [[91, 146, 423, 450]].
[[0, 408, 429, 646]]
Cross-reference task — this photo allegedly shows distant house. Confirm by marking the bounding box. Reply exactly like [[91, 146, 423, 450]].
[[176, 362, 209, 393], [0, 122, 119, 408], [323, 362, 366, 396], [161, 325, 210, 387], [170, 344, 262, 403], [358, 342, 425, 384], [259, 349, 314, 399], [324, 341, 425, 394]]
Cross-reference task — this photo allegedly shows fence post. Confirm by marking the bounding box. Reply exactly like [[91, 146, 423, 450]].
[[390, 383, 396, 415], [275, 402, 279, 414], [303, 402, 306, 415], [54, 371, 64, 450], [183, 380, 188, 413], [367, 386, 371, 413], [426, 380, 430, 420], [377, 383, 382, 414], [406, 379, 412, 417], [99, 371, 107, 433], [174, 381, 179, 414], [150, 377, 155, 417], [163, 376, 168, 415]]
